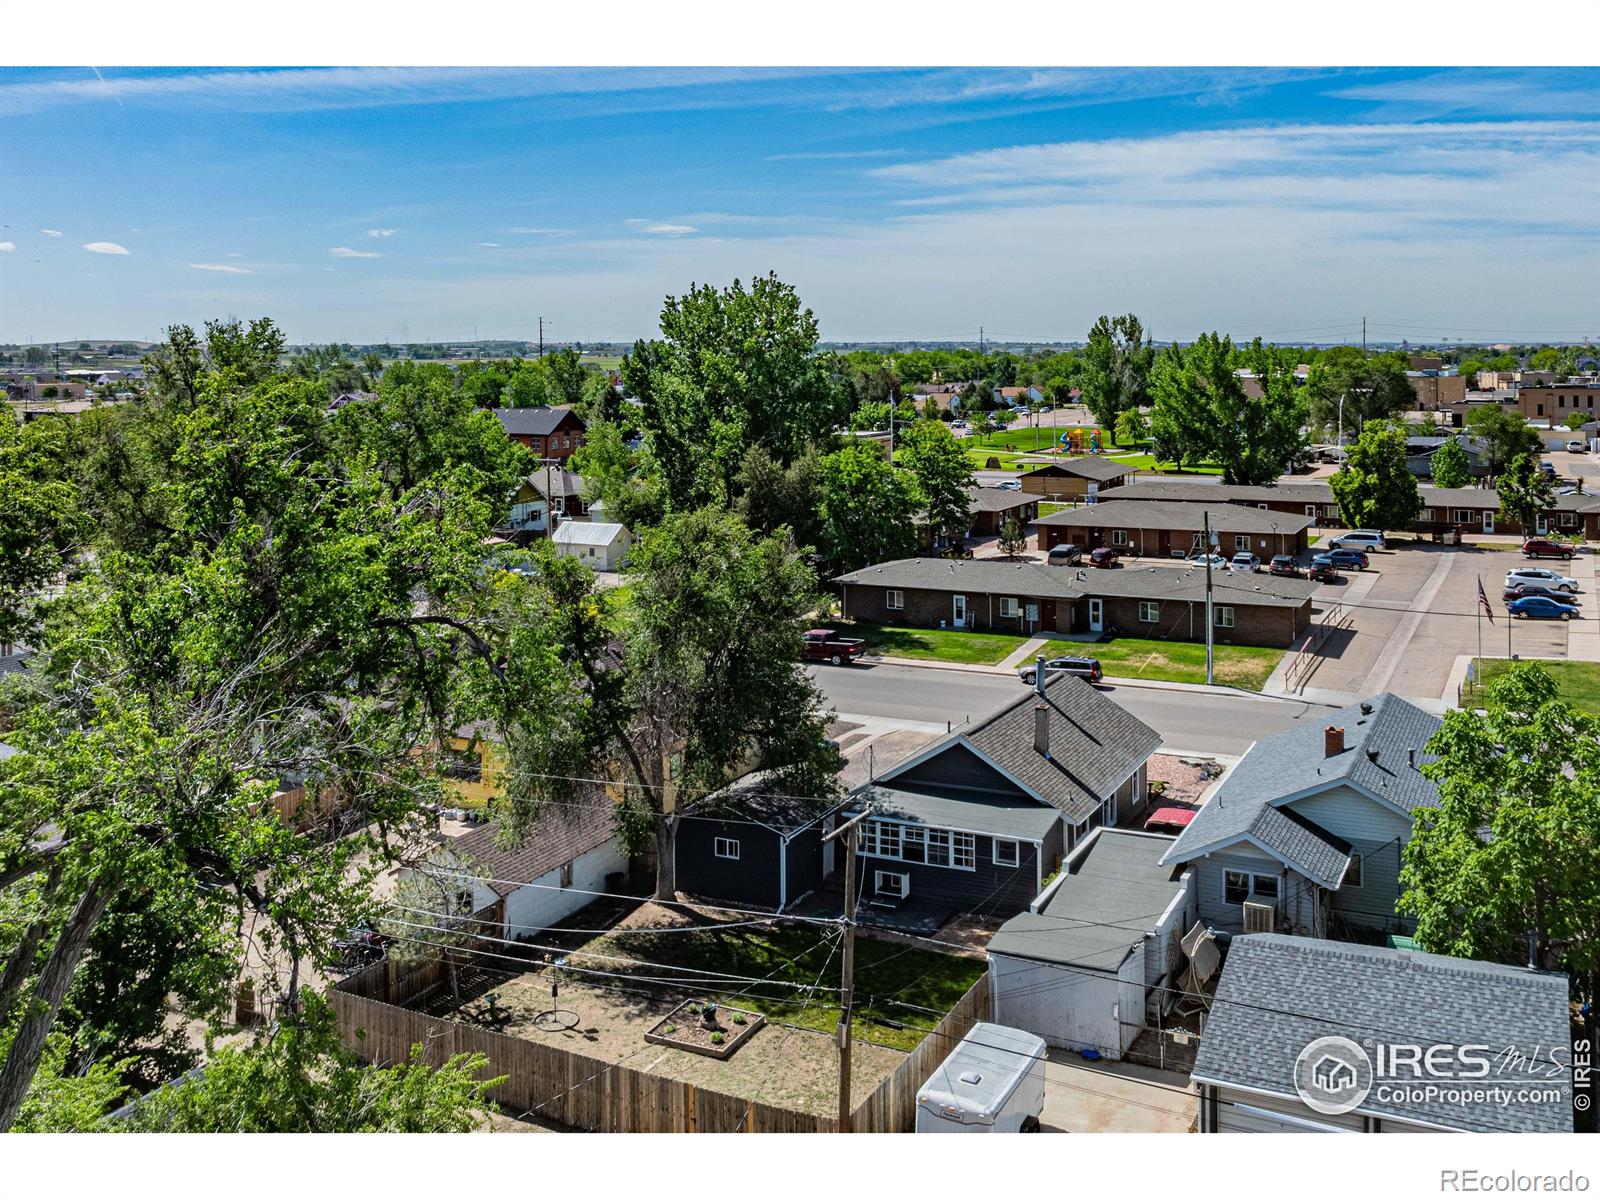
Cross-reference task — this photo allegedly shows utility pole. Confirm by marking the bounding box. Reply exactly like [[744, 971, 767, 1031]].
[[822, 807, 874, 1132], [1203, 510, 1216, 686], [538, 317, 545, 360], [979, 325, 984, 355], [1362, 317, 1366, 355]]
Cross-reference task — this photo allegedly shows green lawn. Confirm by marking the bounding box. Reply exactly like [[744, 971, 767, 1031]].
[[1104, 453, 1225, 476], [1090, 635, 1285, 691], [585, 922, 983, 1052], [1466, 658, 1600, 715], [966, 426, 1089, 453], [831, 622, 1031, 666], [1038, 501, 1072, 518]]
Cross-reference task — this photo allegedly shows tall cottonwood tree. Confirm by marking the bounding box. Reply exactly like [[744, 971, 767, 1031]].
[[1079, 314, 1154, 429]]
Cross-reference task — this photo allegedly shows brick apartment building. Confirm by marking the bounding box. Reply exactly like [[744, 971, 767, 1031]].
[[1019, 457, 1136, 498], [1517, 383, 1600, 423], [1094, 481, 1340, 527], [1036, 499, 1313, 560]]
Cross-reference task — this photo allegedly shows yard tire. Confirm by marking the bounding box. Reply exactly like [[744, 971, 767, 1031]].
[[830, 653, 843, 666]]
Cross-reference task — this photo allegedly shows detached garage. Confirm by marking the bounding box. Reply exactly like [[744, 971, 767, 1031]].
[[987, 828, 1194, 1060]]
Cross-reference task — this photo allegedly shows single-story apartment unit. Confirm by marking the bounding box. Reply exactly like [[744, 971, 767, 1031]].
[[1413, 485, 1600, 539], [844, 673, 1164, 921], [552, 520, 634, 570], [834, 557, 1319, 648], [966, 485, 1040, 535], [1019, 457, 1136, 499], [672, 783, 844, 913], [1036, 499, 1314, 560], [1094, 480, 1339, 526], [1193, 934, 1572, 1133], [493, 405, 587, 460], [988, 828, 1195, 1060], [449, 803, 627, 942]]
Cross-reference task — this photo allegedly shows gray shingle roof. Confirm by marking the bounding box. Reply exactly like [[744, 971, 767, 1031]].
[[494, 406, 582, 438], [883, 673, 1162, 825], [1037, 499, 1313, 535], [967, 486, 1038, 515], [1099, 480, 1336, 505], [528, 468, 586, 501], [1244, 805, 1352, 888], [833, 557, 1318, 610], [853, 784, 1061, 842], [1162, 694, 1441, 880], [1192, 934, 1572, 1133], [989, 829, 1188, 970], [451, 802, 617, 898], [1023, 456, 1133, 482]]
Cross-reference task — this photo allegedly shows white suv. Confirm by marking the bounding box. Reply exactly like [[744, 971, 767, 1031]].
[[1505, 567, 1579, 593], [1328, 530, 1386, 552]]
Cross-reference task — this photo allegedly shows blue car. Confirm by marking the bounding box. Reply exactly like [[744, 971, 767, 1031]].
[[1508, 595, 1579, 621]]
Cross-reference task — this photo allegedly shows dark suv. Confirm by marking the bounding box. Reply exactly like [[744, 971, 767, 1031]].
[[1047, 543, 1082, 566], [1017, 656, 1104, 685], [1268, 555, 1300, 577], [1324, 547, 1369, 571]]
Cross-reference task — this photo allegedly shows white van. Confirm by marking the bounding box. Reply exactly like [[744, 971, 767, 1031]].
[[1328, 530, 1386, 552]]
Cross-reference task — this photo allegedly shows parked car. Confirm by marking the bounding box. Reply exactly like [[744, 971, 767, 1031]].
[[1505, 567, 1579, 593], [1189, 552, 1229, 570], [1328, 530, 1386, 552], [951, 420, 969, 430], [1089, 547, 1118, 568], [995, 479, 1022, 492], [1229, 552, 1260, 573], [1268, 555, 1300, 577], [1508, 595, 1580, 621], [1566, 439, 1586, 453], [1017, 655, 1104, 685], [1325, 548, 1370, 571], [1521, 538, 1575, 560], [799, 628, 867, 666], [1308, 554, 1342, 583], [1047, 543, 1082, 566], [1504, 583, 1582, 603], [1540, 461, 1557, 479]]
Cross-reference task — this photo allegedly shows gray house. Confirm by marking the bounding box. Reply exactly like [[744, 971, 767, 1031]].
[[1159, 694, 1442, 940], [847, 673, 1163, 922], [1194, 934, 1571, 1133]]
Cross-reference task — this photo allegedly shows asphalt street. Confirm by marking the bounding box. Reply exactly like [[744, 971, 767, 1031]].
[[809, 661, 1336, 756]]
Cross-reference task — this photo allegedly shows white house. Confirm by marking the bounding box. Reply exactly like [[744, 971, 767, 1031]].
[[552, 520, 634, 571]]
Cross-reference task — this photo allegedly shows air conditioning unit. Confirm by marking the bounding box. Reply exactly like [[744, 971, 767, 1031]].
[[1242, 901, 1277, 935]]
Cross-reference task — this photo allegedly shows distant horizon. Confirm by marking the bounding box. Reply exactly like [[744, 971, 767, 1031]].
[[1, 66, 1597, 345]]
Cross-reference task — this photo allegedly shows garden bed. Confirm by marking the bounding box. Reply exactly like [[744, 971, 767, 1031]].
[[644, 1000, 766, 1059]]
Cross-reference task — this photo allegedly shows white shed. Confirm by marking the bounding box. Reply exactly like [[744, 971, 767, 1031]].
[[986, 828, 1194, 1060], [553, 520, 634, 571]]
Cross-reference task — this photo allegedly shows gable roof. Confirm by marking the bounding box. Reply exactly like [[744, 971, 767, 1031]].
[[989, 829, 1187, 971], [494, 405, 582, 438], [1038, 498, 1314, 535], [1097, 480, 1336, 506], [1023, 456, 1132, 482], [879, 673, 1162, 825], [853, 783, 1062, 842], [553, 521, 629, 547], [1192, 934, 1572, 1133], [525, 468, 586, 501], [451, 803, 617, 897], [967, 485, 1038, 515], [1162, 693, 1441, 878]]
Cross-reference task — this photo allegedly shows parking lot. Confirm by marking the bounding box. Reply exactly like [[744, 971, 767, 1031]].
[[1299, 536, 1581, 700]]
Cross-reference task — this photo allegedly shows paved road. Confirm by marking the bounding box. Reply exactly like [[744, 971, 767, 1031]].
[[809, 661, 1336, 756]]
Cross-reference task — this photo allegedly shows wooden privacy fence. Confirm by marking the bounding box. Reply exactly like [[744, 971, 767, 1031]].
[[330, 969, 991, 1132], [849, 974, 989, 1133]]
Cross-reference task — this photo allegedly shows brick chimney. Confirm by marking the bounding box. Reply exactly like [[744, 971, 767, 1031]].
[[1325, 725, 1345, 757], [1034, 703, 1051, 757]]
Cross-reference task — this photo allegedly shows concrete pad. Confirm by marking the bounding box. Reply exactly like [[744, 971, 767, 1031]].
[[1039, 1051, 1196, 1133]]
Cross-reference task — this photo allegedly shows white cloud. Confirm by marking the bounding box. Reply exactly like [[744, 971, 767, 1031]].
[[474, 242, 501, 248], [625, 218, 698, 236], [329, 246, 380, 258], [83, 241, 130, 255], [223, 252, 244, 257], [0, 242, 13, 252], [367, 227, 397, 238], [507, 226, 575, 235], [39, 228, 62, 236], [189, 262, 254, 274]]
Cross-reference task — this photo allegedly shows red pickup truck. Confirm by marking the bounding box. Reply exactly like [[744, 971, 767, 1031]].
[[801, 628, 866, 666]]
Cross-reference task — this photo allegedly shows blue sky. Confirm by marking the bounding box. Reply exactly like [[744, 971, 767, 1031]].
[[1, 66, 1597, 345]]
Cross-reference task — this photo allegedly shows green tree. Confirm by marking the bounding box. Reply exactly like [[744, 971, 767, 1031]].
[[0, 410, 85, 645], [1147, 334, 1303, 484], [569, 419, 667, 531], [622, 273, 846, 510], [1304, 348, 1413, 438], [1113, 408, 1148, 449], [734, 444, 823, 548], [1465, 406, 1541, 478], [1079, 314, 1153, 429], [1427, 437, 1472, 490], [896, 420, 974, 549], [819, 442, 921, 574], [1496, 452, 1556, 534], [1402, 662, 1600, 1051], [1564, 412, 1588, 432], [1329, 421, 1423, 532], [997, 515, 1028, 559]]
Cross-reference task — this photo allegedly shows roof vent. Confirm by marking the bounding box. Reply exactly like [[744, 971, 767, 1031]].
[[1359, 701, 1374, 715], [1367, 748, 1380, 763], [1408, 747, 1415, 768]]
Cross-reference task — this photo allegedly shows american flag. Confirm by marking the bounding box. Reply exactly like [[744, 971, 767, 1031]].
[[1477, 576, 1495, 624]]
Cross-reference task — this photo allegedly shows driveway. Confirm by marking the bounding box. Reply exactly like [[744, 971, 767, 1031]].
[[1039, 1051, 1195, 1133]]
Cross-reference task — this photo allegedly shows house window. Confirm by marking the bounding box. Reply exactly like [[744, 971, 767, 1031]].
[[1343, 856, 1362, 889], [1111, 529, 1129, 547], [531, 437, 544, 452], [952, 831, 976, 870], [993, 839, 1020, 868], [886, 589, 904, 611], [1454, 509, 1472, 524], [926, 828, 951, 867], [1252, 874, 1279, 900], [1214, 607, 1235, 629], [1000, 597, 1021, 618], [560, 861, 574, 888], [714, 837, 741, 861], [1234, 535, 1250, 552], [858, 821, 878, 856], [902, 827, 925, 863], [455, 889, 474, 914], [1304, 505, 1316, 517], [1560, 512, 1576, 528], [877, 822, 902, 859], [1224, 871, 1250, 905], [1138, 601, 1160, 623]]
